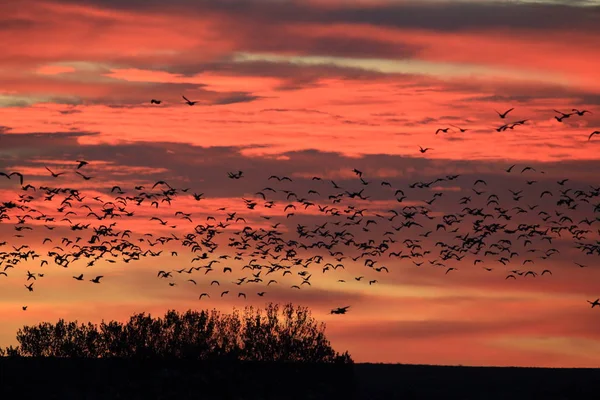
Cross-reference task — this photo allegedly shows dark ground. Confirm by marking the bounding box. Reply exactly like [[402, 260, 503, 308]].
[[1, 358, 599, 399], [354, 363, 600, 399]]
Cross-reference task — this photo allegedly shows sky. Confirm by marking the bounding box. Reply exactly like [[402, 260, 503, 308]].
[[1, 0, 600, 367]]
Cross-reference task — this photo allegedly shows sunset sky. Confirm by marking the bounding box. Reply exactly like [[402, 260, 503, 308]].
[[1, 0, 600, 367]]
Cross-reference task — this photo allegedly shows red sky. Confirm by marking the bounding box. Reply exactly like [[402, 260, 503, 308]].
[[1, 0, 600, 367]]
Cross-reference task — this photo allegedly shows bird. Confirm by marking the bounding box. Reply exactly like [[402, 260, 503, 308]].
[[589, 131, 600, 141], [182, 95, 199, 106], [150, 99, 162, 105], [588, 299, 600, 308], [73, 274, 84, 281], [572, 109, 591, 116], [75, 160, 88, 169], [553, 109, 573, 122], [75, 171, 92, 180], [90, 276, 103, 283], [331, 306, 350, 315], [419, 146, 432, 153], [495, 108, 514, 118], [44, 166, 65, 178], [435, 128, 451, 135], [450, 124, 468, 132]]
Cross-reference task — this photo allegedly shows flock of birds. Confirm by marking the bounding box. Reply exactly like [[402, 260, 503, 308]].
[[149, 98, 600, 148], [429, 107, 599, 146], [1, 102, 600, 317]]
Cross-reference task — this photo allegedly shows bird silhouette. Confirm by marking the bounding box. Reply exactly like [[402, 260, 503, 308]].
[[182, 95, 199, 106], [331, 306, 350, 314], [495, 108, 514, 118], [44, 166, 65, 178], [76, 160, 88, 169]]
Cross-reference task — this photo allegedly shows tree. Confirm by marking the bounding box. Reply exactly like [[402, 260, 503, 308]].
[[2, 303, 353, 363]]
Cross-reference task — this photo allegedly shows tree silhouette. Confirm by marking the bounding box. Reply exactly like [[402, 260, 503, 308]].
[[3, 303, 353, 363]]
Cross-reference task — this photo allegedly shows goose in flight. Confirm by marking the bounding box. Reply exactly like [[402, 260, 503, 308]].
[[331, 306, 350, 314], [150, 99, 162, 105], [182, 95, 199, 106], [0, 171, 24, 186], [90, 276, 103, 283], [588, 131, 600, 141], [572, 109, 591, 116], [75, 171, 92, 180], [553, 109, 573, 122], [450, 124, 468, 132], [588, 299, 600, 308], [495, 108, 514, 118], [45, 166, 65, 178], [76, 160, 88, 169], [419, 146, 432, 154]]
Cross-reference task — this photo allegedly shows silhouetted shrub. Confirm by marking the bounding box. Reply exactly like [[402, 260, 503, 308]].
[[4, 302, 353, 363]]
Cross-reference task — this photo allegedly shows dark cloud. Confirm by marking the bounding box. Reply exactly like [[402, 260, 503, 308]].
[[211, 93, 264, 105], [0, 130, 98, 152], [58, 109, 83, 115], [2, 129, 600, 203], [47, 0, 600, 33]]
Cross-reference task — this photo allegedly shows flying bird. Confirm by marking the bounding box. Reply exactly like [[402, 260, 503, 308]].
[[182, 95, 199, 106], [572, 109, 591, 116], [75, 160, 88, 169], [44, 166, 65, 178], [331, 306, 350, 315], [495, 108, 514, 118], [450, 124, 468, 132], [588, 299, 600, 308]]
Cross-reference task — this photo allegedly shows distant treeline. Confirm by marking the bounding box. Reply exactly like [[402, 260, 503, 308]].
[[0, 302, 353, 363]]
